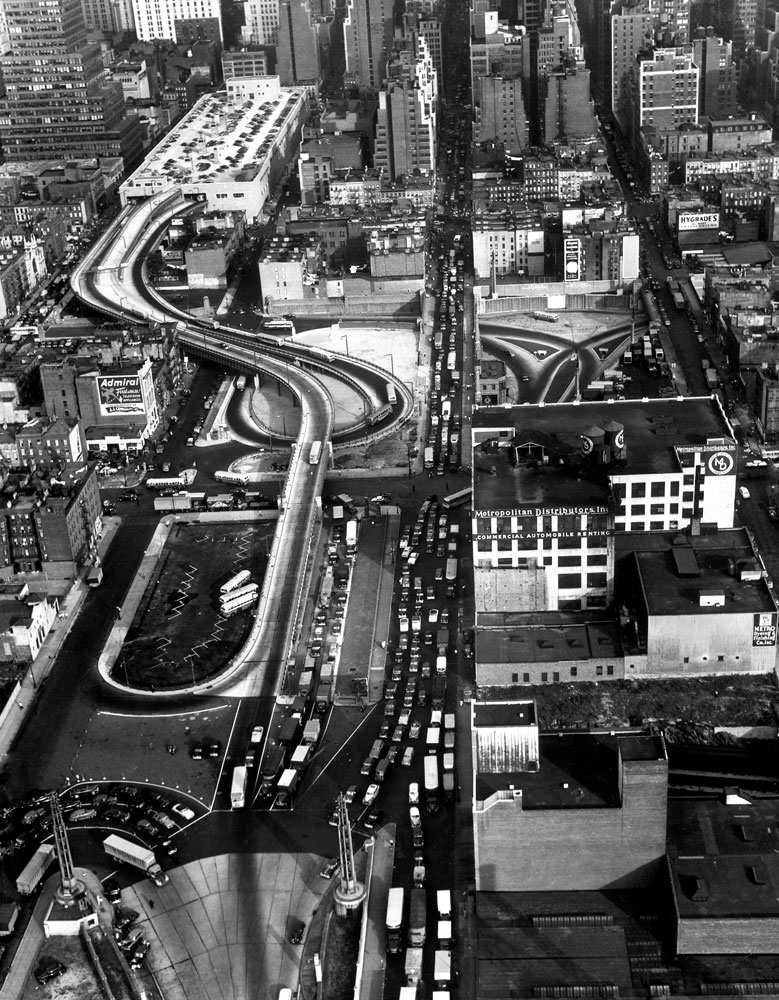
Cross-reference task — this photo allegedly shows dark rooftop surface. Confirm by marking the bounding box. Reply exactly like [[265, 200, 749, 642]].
[[476, 617, 621, 664], [668, 796, 779, 919], [617, 529, 775, 615], [472, 398, 730, 511], [473, 701, 537, 728]]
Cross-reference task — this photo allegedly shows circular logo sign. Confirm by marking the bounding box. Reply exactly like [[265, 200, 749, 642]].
[[614, 429, 625, 450], [707, 451, 734, 476], [581, 435, 593, 454], [566, 261, 578, 275]]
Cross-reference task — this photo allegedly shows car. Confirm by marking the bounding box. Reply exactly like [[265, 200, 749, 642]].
[[35, 959, 67, 984], [250, 726, 264, 744], [398, 709, 411, 726], [172, 802, 195, 821], [739, 486, 750, 499], [379, 723, 391, 739], [152, 810, 176, 830], [190, 743, 204, 759], [320, 858, 340, 879], [435, 567, 444, 581], [440, 609, 449, 626], [363, 808, 384, 831], [371, 493, 392, 504], [103, 878, 122, 902], [68, 807, 97, 822], [362, 783, 380, 806], [409, 721, 421, 739], [417, 689, 428, 707], [103, 807, 131, 823], [206, 740, 222, 758], [409, 782, 420, 804], [402, 746, 416, 766], [344, 784, 360, 804], [428, 607, 439, 623], [136, 819, 157, 837], [360, 757, 374, 776], [387, 745, 399, 763]]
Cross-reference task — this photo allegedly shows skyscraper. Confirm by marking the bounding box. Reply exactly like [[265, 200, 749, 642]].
[[0, 0, 142, 164], [130, 0, 223, 42], [343, 0, 394, 90], [276, 0, 330, 86]]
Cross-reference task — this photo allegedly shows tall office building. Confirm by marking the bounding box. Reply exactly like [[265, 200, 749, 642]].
[[628, 45, 698, 146], [0, 0, 142, 164], [477, 76, 530, 154], [542, 58, 598, 141], [130, 0, 223, 42], [276, 0, 330, 86], [343, 0, 395, 89], [81, 0, 135, 32], [611, 1, 658, 128], [374, 28, 436, 178], [692, 29, 738, 118], [242, 0, 280, 44]]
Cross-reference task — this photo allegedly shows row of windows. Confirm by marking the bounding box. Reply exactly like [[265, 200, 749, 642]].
[[511, 664, 616, 683]]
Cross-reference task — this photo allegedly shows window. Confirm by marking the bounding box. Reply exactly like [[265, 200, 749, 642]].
[[559, 573, 581, 589], [683, 656, 689, 663], [717, 655, 724, 662], [523, 673, 530, 682], [570, 666, 578, 677], [607, 665, 614, 676], [541, 672, 548, 683], [512, 672, 518, 682], [553, 672, 560, 682], [651, 481, 665, 497], [632, 504, 645, 515], [596, 665, 603, 676], [589, 554, 608, 565], [587, 572, 607, 588], [632, 483, 646, 498], [559, 555, 581, 566]]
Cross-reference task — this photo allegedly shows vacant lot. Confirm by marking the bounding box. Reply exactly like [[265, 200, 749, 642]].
[[479, 674, 778, 731], [115, 522, 275, 688]]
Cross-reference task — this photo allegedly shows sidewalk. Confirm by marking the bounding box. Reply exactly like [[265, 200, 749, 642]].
[[0, 517, 122, 765]]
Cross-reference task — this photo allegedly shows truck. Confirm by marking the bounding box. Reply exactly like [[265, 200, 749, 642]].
[[438, 920, 453, 947], [405, 947, 424, 986], [16, 842, 55, 895], [442, 771, 455, 802], [276, 768, 299, 808], [386, 887, 405, 953], [259, 746, 286, 797], [346, 519, 358, 554], [279, 716, 302, 746], [432, 675, 446, 711], [332, 504, 345, 522], [231, 765, 247, 809], [434, 950, 452, 988], [153, 492, 192, 512], [672, 290, 685, 311], [86, 564, 103, 587], [436, 628, 449, 654], [320, 662, 334, 685], [424, 446, 434, 470], [444, 713, 455, 732], [290, 744, 312, 769], [103, 834, 168, 886], [426, 727, 441, 753], [437, 889, 452, 919], [408, 886, 426, 946], [424, 756, 440, 812], [302, 719, 321, 745], [316, 683, 332, 713], [704, 367, 719, 389], [320, 567, 334, 608], [298, 670, 314, 697], [436, 655, 447, 675]]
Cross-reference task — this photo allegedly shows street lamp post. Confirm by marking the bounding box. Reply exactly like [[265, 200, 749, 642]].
[[384, 353, 395, 376], [341, 334, 350, 357]]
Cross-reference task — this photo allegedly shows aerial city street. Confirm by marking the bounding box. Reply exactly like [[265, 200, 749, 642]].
[[2, 0, 779, 996]]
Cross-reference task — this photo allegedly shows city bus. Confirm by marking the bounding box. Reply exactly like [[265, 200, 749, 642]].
[[442, 487, 471, 510], [309, 441, 323, 465], [445, 558, 458, 582], [386, 382, 397, 406], [367, 403, 393, 426], [214, 470, 249, 486]]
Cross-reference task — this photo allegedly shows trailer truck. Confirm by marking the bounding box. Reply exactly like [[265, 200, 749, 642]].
[[434, 950, 452, 988], [424, 446, 434, 470], [432, 675, 446, 710], [231, 765, 248, 809], [259, 746, 286, 797], [408, 887, 426, 946], [436, 628, 449, 654], [279, 716, 302, 746], [103, 834, 168, 886], [16, 842, 55, 895], [424, 756, 440, 812], [346, 519, 358, 554], [276, 768, 299, 808], [405, 947, 423, 986], [386, 887, 405, 953], [704, 367, 719, 389]]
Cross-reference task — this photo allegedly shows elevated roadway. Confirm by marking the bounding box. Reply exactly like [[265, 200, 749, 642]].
[[70, 191, 403, 700]]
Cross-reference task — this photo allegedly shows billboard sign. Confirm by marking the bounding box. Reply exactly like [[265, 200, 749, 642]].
[[563, 237, 581, 280], [752, 612, 777, 647], [97, 375, 145, 416], [676, 443, 737, 478], [678, 211, 720, 232]]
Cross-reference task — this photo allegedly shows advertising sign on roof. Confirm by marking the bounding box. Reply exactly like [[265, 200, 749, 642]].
[[678, 211, 720, 232], [97, 375, 144, 416], [752, 612, 777, 647]]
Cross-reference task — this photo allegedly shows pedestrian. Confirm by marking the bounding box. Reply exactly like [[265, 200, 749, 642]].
[[446, 481, 450, 490], [148, 899, 155, 909]]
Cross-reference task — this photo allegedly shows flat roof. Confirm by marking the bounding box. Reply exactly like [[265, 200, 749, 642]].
[[475, 619, 621, 664], [617, 529, 776, 615], [126, 81, 303, 188], [472, 398, 730, 512], [668, 796, 779, 919], [473, 701, 537, 728]]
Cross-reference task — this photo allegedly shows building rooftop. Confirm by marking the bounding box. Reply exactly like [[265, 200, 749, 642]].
[[668, 795, 779, 919], [472, 398, 731, 512], [126, 79, 304, 188], [475, 616, 622, 663], [475, 732, 664, 808], [473, 701, 537, 729], [617, 528, 776, 616]]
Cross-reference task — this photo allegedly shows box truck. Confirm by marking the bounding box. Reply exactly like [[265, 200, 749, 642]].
[[259, 746, 286, 797], [424, 756, 440, 812], [386, 887, 405, 953], [405, 947, 423, 986], [434, 950, 452, 988], [408, 887, 426, 946], [437, 889, 452, 919], [276, 768, 299, 808], [231, 765, 247, 809], [16, 842, 55, 895]]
